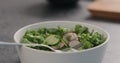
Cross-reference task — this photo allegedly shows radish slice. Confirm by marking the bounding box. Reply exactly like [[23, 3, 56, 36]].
[[69, 40, 81, 49], [63, 32, 78, 41]]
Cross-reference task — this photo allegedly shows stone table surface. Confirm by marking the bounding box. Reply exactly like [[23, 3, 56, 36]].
[[0, 0, 120, 63]]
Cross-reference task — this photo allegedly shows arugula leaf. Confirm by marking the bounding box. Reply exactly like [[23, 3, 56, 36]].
[[21, 38, 31, 44], [80, 33, 93, 49], [38, 28, 47, 34], [56, 26, 68, 36], [75, 25, 89, 35]]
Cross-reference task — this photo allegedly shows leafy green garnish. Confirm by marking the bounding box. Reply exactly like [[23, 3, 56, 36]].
[[80, 33, 93, 49], [56, 26, 68, 36], [38, 28, 47, 34], [75, 25, 89, 34], [22, 30, 44, 44]]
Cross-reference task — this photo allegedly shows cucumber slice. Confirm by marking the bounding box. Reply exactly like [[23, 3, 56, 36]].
[[44, 35, 59, 46]]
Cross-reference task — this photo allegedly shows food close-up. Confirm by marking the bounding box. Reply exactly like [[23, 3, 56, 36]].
[[0, 0, 119, 63], [22, 24, 106, 52]]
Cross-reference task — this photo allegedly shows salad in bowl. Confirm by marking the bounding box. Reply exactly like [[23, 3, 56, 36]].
[[14, 21, 109, 63]]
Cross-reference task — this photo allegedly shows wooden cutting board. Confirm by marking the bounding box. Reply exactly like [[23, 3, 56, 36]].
[[88, 0, 120, 19]]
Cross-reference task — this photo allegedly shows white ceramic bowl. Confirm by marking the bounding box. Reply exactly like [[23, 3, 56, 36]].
[[14, 21, 110, 63]]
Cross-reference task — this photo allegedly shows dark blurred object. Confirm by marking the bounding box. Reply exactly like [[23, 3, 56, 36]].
[[47, 0, 79, 6]]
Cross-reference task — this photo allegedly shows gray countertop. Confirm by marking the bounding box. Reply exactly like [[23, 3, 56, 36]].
[[0, 0, 120, 63]]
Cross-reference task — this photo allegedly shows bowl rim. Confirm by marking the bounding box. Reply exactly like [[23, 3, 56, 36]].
[[14, 21, 110, 54]]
